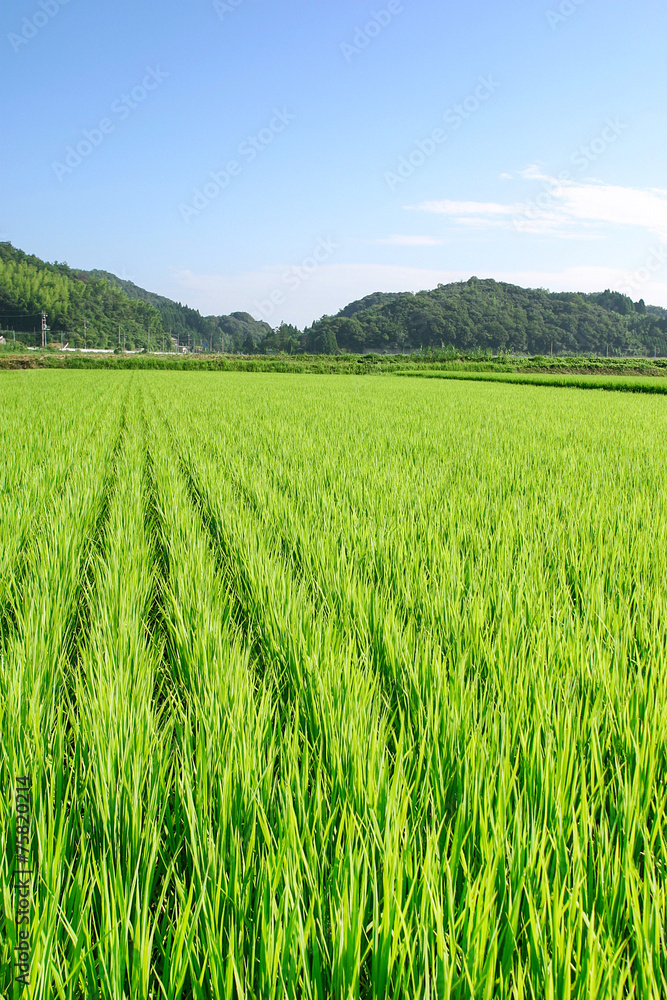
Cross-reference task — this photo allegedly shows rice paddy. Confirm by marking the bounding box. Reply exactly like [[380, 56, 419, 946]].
[[1, 370, 666, 998]]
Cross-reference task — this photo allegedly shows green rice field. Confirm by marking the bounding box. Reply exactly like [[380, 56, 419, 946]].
[[1, 371, 666, 998]]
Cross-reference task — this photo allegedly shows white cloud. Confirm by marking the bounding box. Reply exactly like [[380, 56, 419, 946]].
[[561, 183, 667, 235], [409, 179, 667, 241], [518, 164, 550, 181]]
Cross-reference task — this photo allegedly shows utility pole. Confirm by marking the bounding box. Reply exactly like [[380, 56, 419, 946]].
[[41, 311, 48, 348], [84, 318, 87, 350], [119, 324, 121, 349]]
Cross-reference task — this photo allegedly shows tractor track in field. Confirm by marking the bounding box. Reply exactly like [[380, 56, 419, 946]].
[[137, 383, 199, 740], [136, 382, 172, 652], [68, 380, 133, 647], [214, 453, 447, 735], [143, 386, 275, 689]]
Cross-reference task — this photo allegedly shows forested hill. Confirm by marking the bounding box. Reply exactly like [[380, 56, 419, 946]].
[[304, 278, 667, 356], [0, 244, 271, 351]]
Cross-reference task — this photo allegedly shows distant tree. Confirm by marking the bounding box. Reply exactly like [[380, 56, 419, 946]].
[[318, 325, 338, 354]]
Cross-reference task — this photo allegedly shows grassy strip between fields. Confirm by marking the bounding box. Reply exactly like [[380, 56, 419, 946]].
[[396, 370, 667, 394], [2, 349, 667, 378]]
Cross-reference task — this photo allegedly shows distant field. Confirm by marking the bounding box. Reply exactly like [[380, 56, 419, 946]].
[[397, 370, 667, 393], [1, 372, 666, 998]]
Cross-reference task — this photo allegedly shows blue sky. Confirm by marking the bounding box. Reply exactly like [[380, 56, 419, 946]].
[[1, 0, 666, 326]]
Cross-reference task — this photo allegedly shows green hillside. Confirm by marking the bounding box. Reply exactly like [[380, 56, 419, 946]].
[[0, 245, 272, 352], [305, 278, 667, 355], [0, 244, 164, 351]]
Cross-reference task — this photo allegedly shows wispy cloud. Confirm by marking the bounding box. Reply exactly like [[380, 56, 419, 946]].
[[409, 179, 667, 241]]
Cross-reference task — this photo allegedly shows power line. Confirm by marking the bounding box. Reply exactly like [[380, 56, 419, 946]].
[[0, 312, 44, 320]]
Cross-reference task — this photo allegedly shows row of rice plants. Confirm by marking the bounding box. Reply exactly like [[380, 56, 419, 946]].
[[0, 373, 130, 997], [397, 371, 667, 393], [56, 386, 171, 997], [145, 396, 280, 996]]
